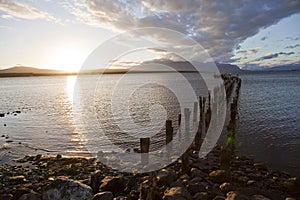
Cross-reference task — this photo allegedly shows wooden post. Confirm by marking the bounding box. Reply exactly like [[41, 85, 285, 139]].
[[193, 102, 198, 125], [166, 120, 173, 144], [184, 108, 191, 139], [140, 138, 150, 165], [181, 151, 190, 174], [220, 146, 231, 171], [178, 114, 182, 126]]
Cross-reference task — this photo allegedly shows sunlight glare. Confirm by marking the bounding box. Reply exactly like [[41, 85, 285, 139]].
[[47, 46, 86, 72]]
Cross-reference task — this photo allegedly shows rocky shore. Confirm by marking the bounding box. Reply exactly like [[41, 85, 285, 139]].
[[0, 146, 299, 200]]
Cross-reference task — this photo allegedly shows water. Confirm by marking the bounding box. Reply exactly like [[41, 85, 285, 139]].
[[0, 73, 212, 161], [236, 71, 300, 177], [0, 71, 299, 177]]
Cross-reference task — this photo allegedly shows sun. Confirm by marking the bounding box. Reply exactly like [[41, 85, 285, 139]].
[[47, 46, 87, 72]]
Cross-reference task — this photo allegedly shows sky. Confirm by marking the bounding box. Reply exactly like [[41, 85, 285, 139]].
[[0, 0, 300, 71]]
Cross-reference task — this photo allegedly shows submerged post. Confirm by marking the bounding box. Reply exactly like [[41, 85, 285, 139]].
[[140, 137, 150, 165]]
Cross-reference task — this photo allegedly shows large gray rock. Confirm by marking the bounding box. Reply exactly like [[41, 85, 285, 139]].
[[42, 178, 93, 200], [163, 186, 192, 200]]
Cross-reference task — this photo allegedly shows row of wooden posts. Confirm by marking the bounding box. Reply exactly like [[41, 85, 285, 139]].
[[139, 91, 213, 173], [139, 75, 241, 173]]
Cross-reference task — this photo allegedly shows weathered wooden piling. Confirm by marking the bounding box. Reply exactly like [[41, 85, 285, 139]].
[[193, 102, 198, 125], [178, 114, 181, 127], [140, 137, 150, 165], [166, 120, 173, 144]]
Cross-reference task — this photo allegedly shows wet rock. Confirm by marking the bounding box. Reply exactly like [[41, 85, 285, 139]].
[[226, 191, 249, 200], [42, 178, 93, 200], [193, 192, 209, 200], [251, 195, 270, 200], [209, 170, 230, 184], [93, 191, 113, 200], [163, 186, 192, 200]]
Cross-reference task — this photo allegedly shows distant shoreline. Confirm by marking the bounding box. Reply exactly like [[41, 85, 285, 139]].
[[1, 70, 299, 78]]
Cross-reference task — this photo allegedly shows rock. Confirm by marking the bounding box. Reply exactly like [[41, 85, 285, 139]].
[[283, 177, 300, 193], [187, 182, 206, 195], [157, 169, 178, 186], [190, 168, 204, 179], [170, 180, 185, 188], [12, 188, 32, 200], [163, 186, 192, 200], [253, 163, 267, 170], [8, 175, 26, 184], [42, 178, 93, 200], [91, 170, 103, 194], [99, 176, 126, 196], [56, 154, 62, 159], [193, 192, 209, 200], [93, 191, 113, 200], [18, 192, 41, 200], [251, 195, 270, 200], [219, 182, 234, 193], [209, 170, 230, 184], [0, 113, 4, 117], [0, 194, 13, 200], [226, 191, 249, 200], [214, 196, 226, 200]]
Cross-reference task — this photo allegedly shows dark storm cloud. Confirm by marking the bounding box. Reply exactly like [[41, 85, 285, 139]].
[[66, 0, 300, 62]]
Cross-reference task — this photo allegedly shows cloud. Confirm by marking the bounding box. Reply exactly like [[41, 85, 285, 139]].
[[0, 0, 48, 20], [255, 52, 295, 61], [65, 0, 300, 62], [237, 48, 260, 54], [285, 44, 300, 49]]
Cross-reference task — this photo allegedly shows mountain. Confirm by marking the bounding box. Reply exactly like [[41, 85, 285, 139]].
[[215, 63, 242, 73], [264, 64, 300, 71]]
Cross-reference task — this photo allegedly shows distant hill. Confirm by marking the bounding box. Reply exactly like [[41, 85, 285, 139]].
[[0, 66, 74, 77], [264, 64, 300, 71], [242, 63, 300, 71]]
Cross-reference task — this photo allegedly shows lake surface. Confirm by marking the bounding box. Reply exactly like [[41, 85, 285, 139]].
[[235, 71, 300, 177], [0, 71, 299, 176]]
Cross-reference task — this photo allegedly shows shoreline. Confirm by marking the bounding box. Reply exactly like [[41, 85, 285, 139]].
[[1, 145, 299, 199]]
